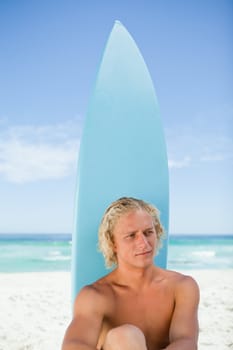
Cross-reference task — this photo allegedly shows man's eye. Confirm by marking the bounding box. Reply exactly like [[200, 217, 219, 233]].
[[145, 230, 154, 236], [126, 233, 135, 239]]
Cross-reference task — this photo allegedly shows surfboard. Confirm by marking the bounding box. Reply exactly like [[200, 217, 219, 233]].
[[71, 21, 169, 303]]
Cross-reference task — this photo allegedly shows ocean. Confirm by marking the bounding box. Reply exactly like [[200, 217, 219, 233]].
[[0, 233, 232, 273]]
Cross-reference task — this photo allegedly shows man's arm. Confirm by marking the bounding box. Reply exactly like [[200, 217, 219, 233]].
[[165, 275, 200, 350], [62, 285, 105, 350]]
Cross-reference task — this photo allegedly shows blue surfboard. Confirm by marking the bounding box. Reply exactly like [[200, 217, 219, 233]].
[[72, 21, 169, 303]]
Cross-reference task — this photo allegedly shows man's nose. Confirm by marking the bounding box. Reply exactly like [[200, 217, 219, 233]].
[[136, 233, 148, 247]]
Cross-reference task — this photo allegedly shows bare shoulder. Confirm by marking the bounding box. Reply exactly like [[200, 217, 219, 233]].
[[164, 269, 200, 300], [156, 268, 199, 297], [73, 274, 115, 316]]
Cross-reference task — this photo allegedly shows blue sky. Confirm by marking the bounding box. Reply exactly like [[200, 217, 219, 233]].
[[0, 0, 232, 234]]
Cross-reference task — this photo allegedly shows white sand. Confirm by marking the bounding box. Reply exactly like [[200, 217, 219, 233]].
[[0, 270, 232, 350]]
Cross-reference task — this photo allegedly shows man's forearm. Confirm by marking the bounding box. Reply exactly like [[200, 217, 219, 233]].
[[163, 338, 198, 350], [62, 340, 98, 350]]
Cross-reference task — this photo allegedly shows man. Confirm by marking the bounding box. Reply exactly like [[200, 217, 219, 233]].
[[62, 197, 199, 350]]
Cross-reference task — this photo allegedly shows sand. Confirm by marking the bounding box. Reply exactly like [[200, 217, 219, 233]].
[[0, 270, 232, 350]]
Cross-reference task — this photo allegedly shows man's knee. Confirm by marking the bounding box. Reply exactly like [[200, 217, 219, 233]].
[[104, 324, 146, 349]]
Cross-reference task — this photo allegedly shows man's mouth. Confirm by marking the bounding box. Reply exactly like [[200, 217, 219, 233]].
[[135, 250, 152, 256]]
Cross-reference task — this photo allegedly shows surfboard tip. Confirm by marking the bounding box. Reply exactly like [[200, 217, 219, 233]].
[[114, 19, 123, 27]]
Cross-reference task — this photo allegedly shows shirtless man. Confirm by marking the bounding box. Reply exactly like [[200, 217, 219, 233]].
[[62, 197, 199, 350]]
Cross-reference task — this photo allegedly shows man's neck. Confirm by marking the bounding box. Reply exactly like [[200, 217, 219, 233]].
[[113, 263, 157, 291]]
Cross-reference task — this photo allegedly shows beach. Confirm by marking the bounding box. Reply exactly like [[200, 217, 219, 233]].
[[0, 270, 232, 350]]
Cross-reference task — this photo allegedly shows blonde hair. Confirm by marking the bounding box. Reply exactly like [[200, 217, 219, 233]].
[[98, 197, 165, 268]]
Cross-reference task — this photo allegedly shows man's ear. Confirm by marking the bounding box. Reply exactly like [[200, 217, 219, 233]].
[[111, 237, 117, 252]]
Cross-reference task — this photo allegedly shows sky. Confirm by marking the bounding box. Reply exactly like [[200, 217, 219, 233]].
[[0, 0, 232, 234]]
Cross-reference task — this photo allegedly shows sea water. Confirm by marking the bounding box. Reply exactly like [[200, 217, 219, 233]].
[[168, 234, 233, 270], [0, 233, 232, 272]]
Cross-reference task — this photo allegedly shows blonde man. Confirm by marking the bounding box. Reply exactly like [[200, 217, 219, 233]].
[[62, 197, 199, 350]]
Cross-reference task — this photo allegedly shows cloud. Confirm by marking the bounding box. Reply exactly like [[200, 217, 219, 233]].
[[200, 153, 232, 162], [165, 110, 233, 169], [199, 136, 233, 163], [0, 119, 81, 184], [168, 156, 191, 169]]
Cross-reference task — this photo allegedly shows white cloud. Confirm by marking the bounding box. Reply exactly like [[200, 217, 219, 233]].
[[200, 153, 232, 162], [168, 156, 191, 169], [199, 137, 233, 163], [165, 110, 233, 169], [0, 119, 81, 184]]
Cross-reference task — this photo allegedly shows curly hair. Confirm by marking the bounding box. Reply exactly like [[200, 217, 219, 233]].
[[98, 197, 165, 268]]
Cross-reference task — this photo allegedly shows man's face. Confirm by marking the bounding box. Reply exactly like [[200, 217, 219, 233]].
[[112, 209, 158, 269]]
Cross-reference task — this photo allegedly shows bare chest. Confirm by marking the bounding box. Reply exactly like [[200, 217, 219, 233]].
[[103, 286, 175, 349]]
